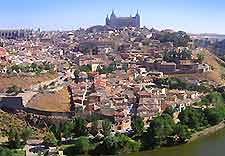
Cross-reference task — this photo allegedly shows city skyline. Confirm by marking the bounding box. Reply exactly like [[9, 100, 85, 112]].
[[1, 0, 225, 34]]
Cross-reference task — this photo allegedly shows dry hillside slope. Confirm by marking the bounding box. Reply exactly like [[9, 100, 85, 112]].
[[171, 49, 225, 84]]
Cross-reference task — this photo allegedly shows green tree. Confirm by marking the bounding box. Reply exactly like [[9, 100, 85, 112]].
[[205, 92, 224, 107], [197, 53, 205, 63], [73, 117, 88, 137], [64, 136, 94, 155], [79, 64, 91, 73], [116, 134, 141, 153], [163, 49, 179, 63], [122, 63, 129, 72], [50, 123, 63, 142], [102, 120, 112, 137], [174, 31, 191, 47], [204, 108, 225, 125], [75, 137, 93, 154], [178, 107, 208, 130], [99, 135, 119, 155], [163, 48, 192, 63], [43, 131, 58, 147], [179, 48, 192, 60], [73, 70, 80, 83], [11, 65, 20, 73], [163, 106, 176, 117], [7, 127, 22, 149], [0, 146, 13, 156], [62, 121, 74, 138], [131, 116, 145, 137], [21, 128, 32, 144], [97, 63, 117, 74], [146, 114, 175, 148], [95, 134, 141, 155], [159, 31, 190, 47], [90, 120, 99, 136], [174, 124, 191, 143]]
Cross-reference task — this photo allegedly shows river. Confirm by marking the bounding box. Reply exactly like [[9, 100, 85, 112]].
[[128, 128, 225, 156]]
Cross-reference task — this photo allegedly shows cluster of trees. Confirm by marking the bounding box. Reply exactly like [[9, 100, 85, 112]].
[[7, 62, 54, 75], [138, 91, 225, 150], [43, 117, 88, 146], [196, 92, 225, 107], [42, 116, 143, 156], [142, 113, 191, 149], [158, 31, 191, 47], [0, 146, 24, 156], [179, 107, 208, 131], [179, 106, 225, 131], [80, 45, 98, 55], [154, 77, 210, 92], [63, 136, 95, 155], [43, 117, 113, 147], [96, 63, 117, 74], [179, 92, 225, 131], [78, 64, 92, 73], [142, 103, 225, 149], [131, 116, 145, 137], [74, 62, 118, 83], [73, 64, 92, 83], [93, 134, 141, 155], [64, 134, 141, 156], [6, 127, 32, 149], [163, 48, 192, 63]]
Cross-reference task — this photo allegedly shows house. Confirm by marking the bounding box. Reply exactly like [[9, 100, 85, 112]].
[[156, 62, 176, 73], [0, 47, 9, 63], [68, 82, 88, 111], [144, 61, 177, 73], [136, 91, 162, 122], [94, 78, 107, 88]]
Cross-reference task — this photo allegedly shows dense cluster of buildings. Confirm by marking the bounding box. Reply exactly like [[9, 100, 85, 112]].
[[0, 29, 34, 39], [0, 15, 211, 132]]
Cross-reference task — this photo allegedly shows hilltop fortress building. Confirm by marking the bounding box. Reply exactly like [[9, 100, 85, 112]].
[[106, 11, 140, 28]]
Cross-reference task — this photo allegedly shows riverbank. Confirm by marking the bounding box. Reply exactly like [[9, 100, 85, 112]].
[[127, 128, 225, 156], [188, 121, 225, 143]]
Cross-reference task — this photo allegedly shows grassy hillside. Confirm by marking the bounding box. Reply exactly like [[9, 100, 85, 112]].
[[0, 110, 47, 140], [0, 110, 27, 136]]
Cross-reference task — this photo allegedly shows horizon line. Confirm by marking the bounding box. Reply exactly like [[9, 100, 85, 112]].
[[0, 25, 225, 35]]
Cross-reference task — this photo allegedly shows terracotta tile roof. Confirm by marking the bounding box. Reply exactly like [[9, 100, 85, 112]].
[[0, 47, 7, 57]]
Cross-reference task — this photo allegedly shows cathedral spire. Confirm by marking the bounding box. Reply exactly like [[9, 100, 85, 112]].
[[111, 9, 116, 19], [136, 10, 140, 17], [106, 14, 110, 25]]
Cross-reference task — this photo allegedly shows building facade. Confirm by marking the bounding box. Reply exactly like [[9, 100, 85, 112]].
[[0, 29, 33, 39], [105, 11, 140, 28]]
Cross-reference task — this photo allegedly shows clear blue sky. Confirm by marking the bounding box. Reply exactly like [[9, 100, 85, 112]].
[[1, 0, 225, 34]]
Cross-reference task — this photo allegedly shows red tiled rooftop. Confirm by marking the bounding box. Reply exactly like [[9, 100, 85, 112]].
[[0, 47, 7, 57]]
